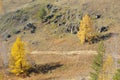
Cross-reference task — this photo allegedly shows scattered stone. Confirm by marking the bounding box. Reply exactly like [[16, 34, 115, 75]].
[[51, 6, 58, 13], [46, 4, 53, 10], [24, 23, 36, 30], [58, 22, 66, 26], [99, 26, 109, 33], [31, 29, 35, 33], [53, 14, 62, 23], [95, 14, 101, 19], [43, 14, 54, 22], [20, 16, 28, 23], [43, 6, 81, 34], [16, 10, 21, 13], [56, 14, 62, 19], [2, 34, 11, 39], [46, 14, 54, 20], [53, 19, 58, 23], [65, 23, 79, 34], [24, 23, 36, 33], [7, 34, 11, 38]]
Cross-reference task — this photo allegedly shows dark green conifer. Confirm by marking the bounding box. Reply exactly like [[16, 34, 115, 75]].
[[90, 41, 105, 80]]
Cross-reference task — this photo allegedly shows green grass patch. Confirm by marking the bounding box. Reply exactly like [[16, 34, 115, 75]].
[[35, 6, 47, 21]]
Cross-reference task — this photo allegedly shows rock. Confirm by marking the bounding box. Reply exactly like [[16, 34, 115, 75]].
[[2, 34, 11, 41], [24, 23, 36, 33], [46, 14, 54, 19], [42, 5, 81, 34], [24, 23, 36, 30], [65, 22, 79, 34], [99, 26, 109, 33], [7, 34, 11, 38], [58, 21, 66, 26], [53, 19, 58, 23], [56, 14, 62, 19], [20, 16, 28, 23], [15, 10, 21, 13], [43, 14, 54, 22], [46, 4, 53, 10], [31, 29, 35, 33], [51, 6, 58, 13], [95, 14, 101, 19]]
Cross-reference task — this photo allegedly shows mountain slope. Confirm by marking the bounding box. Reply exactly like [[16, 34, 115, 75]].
[[0, 0, 119, 51]]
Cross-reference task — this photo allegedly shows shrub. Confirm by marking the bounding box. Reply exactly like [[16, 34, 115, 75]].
[[38, 7, 46, 20]]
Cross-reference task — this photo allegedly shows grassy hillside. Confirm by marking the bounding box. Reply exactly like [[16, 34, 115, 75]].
[[0, 0, 119, 51], [0, 0, 120, 79]]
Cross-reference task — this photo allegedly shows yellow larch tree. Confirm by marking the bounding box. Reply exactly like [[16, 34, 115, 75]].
[[9, 37, 31, 75], [98, 54, 116, 80], [77, 14, 94, 44]]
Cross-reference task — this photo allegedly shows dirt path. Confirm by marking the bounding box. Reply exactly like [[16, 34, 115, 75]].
[[31, 50, 97, 55]]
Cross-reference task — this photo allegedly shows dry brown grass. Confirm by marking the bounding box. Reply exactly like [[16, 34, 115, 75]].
[[2, 53, 95, 80]]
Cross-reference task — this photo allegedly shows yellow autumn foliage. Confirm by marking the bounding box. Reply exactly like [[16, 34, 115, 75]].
[[9, 37, 31, 75], [77, 14, 94, 44], [98, 54, 116, 80]]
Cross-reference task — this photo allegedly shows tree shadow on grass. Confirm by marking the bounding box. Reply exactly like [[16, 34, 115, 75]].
[[27, 62, 63, 75], [88, 33, 119, 44]]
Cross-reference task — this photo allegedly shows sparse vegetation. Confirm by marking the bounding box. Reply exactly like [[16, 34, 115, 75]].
[[37, 6, 46, 20]]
